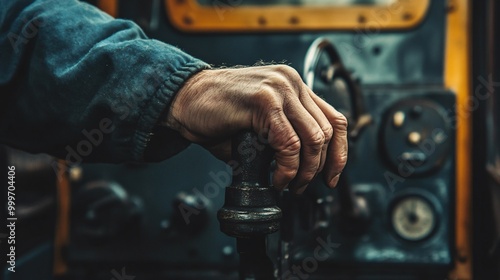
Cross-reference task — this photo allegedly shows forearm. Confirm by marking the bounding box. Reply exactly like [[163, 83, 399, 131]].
[[0, 0, 209, 163]]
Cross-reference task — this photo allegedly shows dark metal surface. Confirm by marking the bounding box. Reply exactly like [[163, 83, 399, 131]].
[[125, 0, 446, 86], [66, 1, 458, 279], [287, 89, 455, 279], [472, 0, 500, 278], [218, 131, 281, 238], [237, 238, 275, 280], [218, 131, 280, 280]]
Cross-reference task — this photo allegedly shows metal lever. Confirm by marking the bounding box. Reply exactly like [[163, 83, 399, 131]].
[[217, 131, 281, 280]]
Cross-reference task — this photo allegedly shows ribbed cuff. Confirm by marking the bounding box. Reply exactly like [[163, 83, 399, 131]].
[[132, 60, 210, 161]]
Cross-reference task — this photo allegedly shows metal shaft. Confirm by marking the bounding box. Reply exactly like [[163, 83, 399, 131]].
[[217, 131, 281, 280]]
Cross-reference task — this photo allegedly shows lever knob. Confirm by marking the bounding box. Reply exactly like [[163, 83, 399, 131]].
[[217, 131, 281, 238]]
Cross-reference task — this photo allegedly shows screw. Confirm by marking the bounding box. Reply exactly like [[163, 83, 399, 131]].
[[222, 245, 233, 257]]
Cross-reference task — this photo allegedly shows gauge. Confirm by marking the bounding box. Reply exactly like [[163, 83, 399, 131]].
[[380, 99, 451, 175], [391, 196, 436, 241]]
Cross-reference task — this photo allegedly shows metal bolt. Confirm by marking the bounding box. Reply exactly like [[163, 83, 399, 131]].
[[160, 219, 171, 231], [69, 166, 83, 182], [258, 16, 267, 26], [183, 15, 193, 25], [393, 111, 405, 128], [402, 13, 413, 21], [222, 245, 234, 257], [358, 15, 367, 24], [408, 131, 422, 145], [411, 105, 423, 117]]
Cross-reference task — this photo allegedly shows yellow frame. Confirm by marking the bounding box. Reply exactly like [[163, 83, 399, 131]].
[[165, 0, 430, 32], [95, 1, 472, 278], [97, 0, 118, 18], [445, 0, 472, 279]]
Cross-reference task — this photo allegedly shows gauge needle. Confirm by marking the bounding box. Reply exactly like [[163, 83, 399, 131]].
[[405, 200, 414, 216], [406, 199, 419, 224]]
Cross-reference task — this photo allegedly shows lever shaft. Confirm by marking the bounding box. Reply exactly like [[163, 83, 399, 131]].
[[217, 131, 281, 280]]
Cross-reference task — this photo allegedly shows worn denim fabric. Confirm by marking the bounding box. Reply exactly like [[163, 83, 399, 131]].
[[0, 0, 209, 163]]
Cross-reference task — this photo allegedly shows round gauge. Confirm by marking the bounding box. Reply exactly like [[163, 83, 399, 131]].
[[391, 196, 437, 241], [380, 99, 451, 175]]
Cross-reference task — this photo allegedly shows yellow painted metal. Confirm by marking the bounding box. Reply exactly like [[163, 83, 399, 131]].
[[444, 0, 472, 279], [97, 0, 118, 18], [165, 0, 430, 32]]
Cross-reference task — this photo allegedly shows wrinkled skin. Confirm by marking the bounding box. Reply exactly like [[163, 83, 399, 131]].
[[165, 65, 348, 194]]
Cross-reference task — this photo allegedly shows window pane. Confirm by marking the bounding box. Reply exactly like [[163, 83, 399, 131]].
[[197, 0, 396, 6]]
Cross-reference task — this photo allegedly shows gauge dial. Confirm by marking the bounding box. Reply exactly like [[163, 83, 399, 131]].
[[391, 196, 436, 241], [381, 99, 450, 175]]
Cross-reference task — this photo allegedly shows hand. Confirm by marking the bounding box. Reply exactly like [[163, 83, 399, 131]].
[[164, 65, 348, 194]]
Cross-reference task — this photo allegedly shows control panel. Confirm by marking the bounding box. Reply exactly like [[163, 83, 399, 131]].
[[66, 1, 456, 279]]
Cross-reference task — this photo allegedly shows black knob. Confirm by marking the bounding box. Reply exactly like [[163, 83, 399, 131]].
[[73, 181, 143, 241], [171, 191, 209, 234], [336, 174, 371, 235], [217, 131, 281, 238], [217, 131, 280, 280]]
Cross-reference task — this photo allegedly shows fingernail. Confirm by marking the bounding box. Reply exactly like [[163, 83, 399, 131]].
[[328, 174, 340, 188]]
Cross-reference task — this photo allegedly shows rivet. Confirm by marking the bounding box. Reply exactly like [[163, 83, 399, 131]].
[[358, 15, 367, 24], [258, 16, 267, 25], [183, 15, 193, 25], [222, 246, 234, 257], [69, 166, 83, 182], [393, 111, 405, 128], [408, 131, 422, 145], [402, 13, 413, 21]]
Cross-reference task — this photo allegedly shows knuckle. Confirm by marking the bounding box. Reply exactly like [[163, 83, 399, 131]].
[[332, 150, 348, 174], [282, 168, 298, 182], [284, 136, 301, 154], [270, 65, 303, 92], [275, 65, 301, 79], [255, 85, 280, 107], [307, 130, 325, 151], [302, 169, 317, 183], [322, 125, 334, 142], [273, 64, 294, 74], [333, 112, 349, 131], [269, 124, 301, 157], [264, 72, 290, 88]]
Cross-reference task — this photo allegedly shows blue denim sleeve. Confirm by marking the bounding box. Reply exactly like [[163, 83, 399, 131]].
[[0, 0, 210, 163]]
